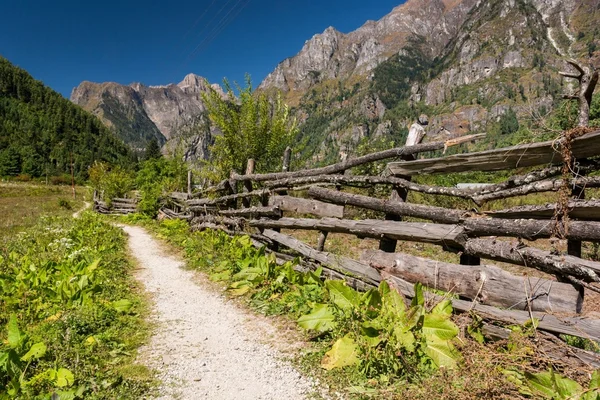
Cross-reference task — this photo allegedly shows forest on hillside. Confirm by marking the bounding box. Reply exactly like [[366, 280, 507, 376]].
[[0, 57, 133, 180]]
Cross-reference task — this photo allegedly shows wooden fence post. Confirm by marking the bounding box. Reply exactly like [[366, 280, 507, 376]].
[[187, 170, 193, 196], [243, 159, 255, 208], [379, 122, 425, 253], [282, 147, 292, 172]]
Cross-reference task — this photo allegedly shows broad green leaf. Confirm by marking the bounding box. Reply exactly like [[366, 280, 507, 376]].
[[7, 315, 22, 348], [112, 299, 133, 313], [424, 335, 459, 369], [382, 285, 406, 318], [554, 374, 582, 398], [422, 314, 459, 340], [378, 280, 390, 297], [393, 327, 415, 352], [56, 368, 75, 388], [321, 335, 360, 370], [431, 299, 453, 317], [21, 342, 47, 361], [411, 282, 424, 307], [524, 371, 558, 398], [209, 270, 231, 282], [326, 280, 360, 311], [361, 289, 381, 317], [297, 304, 336, 332], [86, 258, 100, 273], [589, 370, 600, 390]]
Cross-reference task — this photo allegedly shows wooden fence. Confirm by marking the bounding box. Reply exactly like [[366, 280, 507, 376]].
[[107, 129, 600, 367]]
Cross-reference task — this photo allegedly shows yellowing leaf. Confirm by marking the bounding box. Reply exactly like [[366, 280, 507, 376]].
[[7, 315, 22, 348], [21, 342, 47, 361], [431, 299, 453, 317], [112, 299, 133, 313], [56, 368, 74, 388], [85, 336, 97, 346], [321, 335, 359, 370]]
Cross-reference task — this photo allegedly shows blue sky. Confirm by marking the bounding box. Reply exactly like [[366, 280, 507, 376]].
[[1, 0, 404, 98]]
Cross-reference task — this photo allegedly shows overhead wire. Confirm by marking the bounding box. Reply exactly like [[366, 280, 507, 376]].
[[186, 0, 252, 61]]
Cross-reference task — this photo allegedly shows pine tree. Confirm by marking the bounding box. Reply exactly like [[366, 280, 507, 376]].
[[144, 138, 162, 160]]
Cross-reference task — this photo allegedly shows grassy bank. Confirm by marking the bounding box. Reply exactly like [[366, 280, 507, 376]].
[[0, 182, 86, 244], [0, 212, 152, 399]]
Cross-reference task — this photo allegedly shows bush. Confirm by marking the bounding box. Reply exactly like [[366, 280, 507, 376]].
[[88, 162, 134, 202]]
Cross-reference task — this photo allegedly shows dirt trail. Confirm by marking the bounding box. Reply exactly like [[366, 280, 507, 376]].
[[122, 225, 316, 400]]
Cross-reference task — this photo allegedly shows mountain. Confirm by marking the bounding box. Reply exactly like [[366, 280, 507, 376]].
[[259, 0, 599, 165], [70, 0, 600, 168], [0, 56, 133, 178], [70, 74, 223, 160]]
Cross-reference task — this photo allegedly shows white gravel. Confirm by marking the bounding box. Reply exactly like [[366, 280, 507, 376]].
[[122, 225, 317, 400]]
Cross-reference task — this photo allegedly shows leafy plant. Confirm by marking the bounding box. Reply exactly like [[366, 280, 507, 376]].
[[299, 281, 460, 379], [202, 74, 298, 180], [504, 368, 600, 399]]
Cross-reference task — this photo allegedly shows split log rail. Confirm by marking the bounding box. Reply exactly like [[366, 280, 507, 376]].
[[140, 129, 600, 365]]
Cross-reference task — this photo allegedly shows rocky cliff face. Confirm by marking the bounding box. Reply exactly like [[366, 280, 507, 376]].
[[259, 0, 479, 96], [258, 0, 597, 164], [71, 74, 220, 159]]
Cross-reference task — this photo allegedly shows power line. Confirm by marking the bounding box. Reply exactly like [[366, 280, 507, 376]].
[[187, 0, 251, 61], [182, 0, 218, 39]]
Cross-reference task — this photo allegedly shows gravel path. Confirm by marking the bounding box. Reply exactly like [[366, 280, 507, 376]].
[[122, 225, 316, 400]]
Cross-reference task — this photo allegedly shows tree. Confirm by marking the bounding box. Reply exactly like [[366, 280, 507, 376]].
[[560, 58, 599, 127], [201, 75, 298, 180], [144, 137, 162, 160]]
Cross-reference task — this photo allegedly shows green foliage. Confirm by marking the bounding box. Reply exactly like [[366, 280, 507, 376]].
[[0, 56, 133, 179], [371, 36, 433, 109], [504, 368, 600, 399], [88, 161, 135, 203], [135, 157, 187, 216], [0, 213, 151, 398], [499, 108, 520, 135], [299, 281, 460, 380], [144, 138, 162, 160], [202, 75, 298, 180]]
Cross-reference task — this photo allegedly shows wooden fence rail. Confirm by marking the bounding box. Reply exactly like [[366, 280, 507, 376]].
[[114, 128, 600, 364]]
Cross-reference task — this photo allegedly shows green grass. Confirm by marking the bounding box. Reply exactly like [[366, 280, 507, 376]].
[[0, 182, 86, 244], [0, 185, 153, 399]]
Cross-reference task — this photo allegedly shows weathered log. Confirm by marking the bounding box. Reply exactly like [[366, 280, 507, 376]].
[[361, 250, 582, 313], [485, 200, 600, 220], [170, 192, 190, 201], [560, 59, 599, 127], [231, 133, 486, 182], [269, 195, 344, 218], [472, 176, 600, 205], [261, 229, 381, 285], [385, 130, 600, 176], [463, 218, 600, 242], [308, 186, 467, 224], [250, 218, 467, 248], [219, 206, 282, 219], [191, 215, 244, 229], [380, 272, 600, 341], [463, 238, 600, 283], [265, 174, 477, 199]]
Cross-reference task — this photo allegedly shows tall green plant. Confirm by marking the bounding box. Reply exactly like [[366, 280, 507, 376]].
[[202, 75, 298, 179]]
